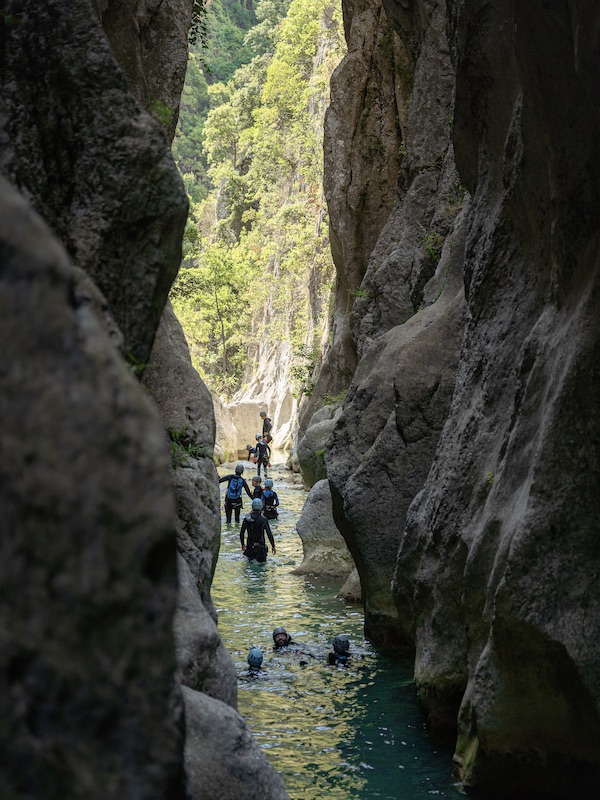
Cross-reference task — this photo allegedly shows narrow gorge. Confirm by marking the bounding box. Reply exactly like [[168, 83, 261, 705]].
[[1, 1, 599, 800]]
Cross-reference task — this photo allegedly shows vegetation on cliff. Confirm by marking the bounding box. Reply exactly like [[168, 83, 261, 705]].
[[171, 0, 345, 399]]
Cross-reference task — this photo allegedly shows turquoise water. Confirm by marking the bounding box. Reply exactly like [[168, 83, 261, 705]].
[[213, 460, 464, 800]]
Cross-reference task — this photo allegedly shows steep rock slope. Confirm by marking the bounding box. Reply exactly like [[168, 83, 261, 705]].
[[0, 2, 290, 798], [393, 0, 600, 795], [321, 0, 600, 796], [325, 0, 466, 645]]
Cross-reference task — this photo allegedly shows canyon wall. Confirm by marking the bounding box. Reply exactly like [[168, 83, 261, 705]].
[[319, 0, 600, 796], [0, 2, 289, 798]]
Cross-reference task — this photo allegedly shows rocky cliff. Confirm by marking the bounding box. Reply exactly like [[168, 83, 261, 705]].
[[317, 0, 600, 796], [0, 2, 289, 798]]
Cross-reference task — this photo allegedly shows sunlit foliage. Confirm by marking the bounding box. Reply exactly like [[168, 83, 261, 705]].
[[172, 0, 345, 399]]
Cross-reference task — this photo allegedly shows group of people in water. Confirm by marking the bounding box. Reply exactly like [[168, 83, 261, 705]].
[[243, 627, 352, 679], [218, 411, 354, 681], [218, 410, 280, 562]]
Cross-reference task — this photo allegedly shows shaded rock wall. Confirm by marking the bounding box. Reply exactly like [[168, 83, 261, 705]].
[[324, 0, 466, 646], [0, 178, 185, 797], [393, 0, 600, 795], [0, 0, 188, 366], [0, 2, 291, 798], [319, 0, 600, 795]]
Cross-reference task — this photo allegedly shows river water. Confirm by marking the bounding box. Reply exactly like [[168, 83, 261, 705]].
[[214, 459, 465, 800]]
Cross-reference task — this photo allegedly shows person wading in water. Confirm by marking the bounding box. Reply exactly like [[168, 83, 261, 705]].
[[240, 498, 276, 563]]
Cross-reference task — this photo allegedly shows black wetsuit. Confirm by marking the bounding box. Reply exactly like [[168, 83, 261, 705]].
[[252, 486, 263, 499], [328, 652, 350, 666], [255, 440, 271, 477], [262, 417, 273, 443], [219, 473, 253, 523], [262, 488, 279, 519], [240, 510, 275, 562]]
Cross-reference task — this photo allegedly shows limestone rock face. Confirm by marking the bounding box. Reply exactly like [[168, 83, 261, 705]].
[[391, 0, 600, 794], [0, 4, 289, 799], [0, 177, 185, 798], [323, 0, 600, 794], [301, 0, 406, 431], [328, 216, 466, 644], [183, 687, 291, 800], [324, 0, 466, 645], [0, 0, 188, 365], [292, 480, 355, 577], [297, 405, 342, 488], [93, 0, 194, 141]]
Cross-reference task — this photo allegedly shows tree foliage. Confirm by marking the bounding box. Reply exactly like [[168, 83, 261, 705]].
[[172, 0, 345, 399]]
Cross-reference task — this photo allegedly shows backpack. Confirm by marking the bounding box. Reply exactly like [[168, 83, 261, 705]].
[[226, 476, 243, 500]]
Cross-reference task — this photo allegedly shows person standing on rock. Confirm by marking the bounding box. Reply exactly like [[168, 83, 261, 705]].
[[219, 463, 253, 523], [240, 498, 276, 563], [260, 410, 273, 444], [254, 434, 271, 478]]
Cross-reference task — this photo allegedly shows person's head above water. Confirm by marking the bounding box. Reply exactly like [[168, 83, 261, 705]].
[[272, 626, 291, 648], [235, 462, 244, 475], [251, 498, 263, 511], [248, 648, 263, 668], [332, 634, 350, 655]]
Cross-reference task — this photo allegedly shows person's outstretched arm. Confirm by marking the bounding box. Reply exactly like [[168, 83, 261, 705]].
[[242, 479, 253, 499]]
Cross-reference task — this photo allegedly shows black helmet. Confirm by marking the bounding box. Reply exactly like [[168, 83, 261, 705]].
[[248, 648, 263, 668], [332, 634, 350, 655], [260, 411, 267, 418], [235, 463, 244, 474], [273, 626, 290, 646]]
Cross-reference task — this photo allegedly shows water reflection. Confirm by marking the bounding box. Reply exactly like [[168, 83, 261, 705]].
[[213, 461, 463, 800]]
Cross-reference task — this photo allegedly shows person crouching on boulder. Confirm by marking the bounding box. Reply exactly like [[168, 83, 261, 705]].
[[240, 498, 276, 563]]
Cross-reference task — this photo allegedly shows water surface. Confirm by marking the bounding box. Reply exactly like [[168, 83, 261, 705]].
[[213, 461, 464, 800]]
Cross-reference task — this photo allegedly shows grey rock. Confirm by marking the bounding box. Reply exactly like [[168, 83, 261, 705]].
[[337, 568, 362, 603], [175, 555, 237, 706], [391, 0, 600, 793], [0, 175, 185, 798], [0, 0, 188, 365], [292, 480, 355, 577], [297, 407, 342, 488], [183, 686, 291, 800]]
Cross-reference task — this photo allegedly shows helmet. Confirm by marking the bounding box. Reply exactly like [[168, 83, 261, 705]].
[[246, 443, 253, 451], [332, 634, 350, 655], [235, 463, 244, 475], [255, 433, 262, 440], [272, 626, 290, 646], [251, 498, 263, 511], [252, 475, 261, 484], [260, 411, 266, 418], [264, 478, 273, 488], [248, 648, 263, 668]]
